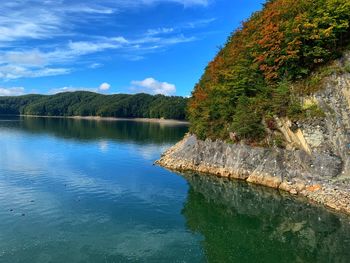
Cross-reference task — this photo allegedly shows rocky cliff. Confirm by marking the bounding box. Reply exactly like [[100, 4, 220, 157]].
[[157, 55, 350, 214]]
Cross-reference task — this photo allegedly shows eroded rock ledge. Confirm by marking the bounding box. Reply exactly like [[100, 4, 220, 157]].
[[157, 58, 350, 215], [156, 133, 350, 214]]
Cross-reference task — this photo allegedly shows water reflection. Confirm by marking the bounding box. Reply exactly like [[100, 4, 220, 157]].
[[1, 115, 350, 262], [0, 116, 201, 262], [182, 173, 350, 263], [0, 116, 188, 144]]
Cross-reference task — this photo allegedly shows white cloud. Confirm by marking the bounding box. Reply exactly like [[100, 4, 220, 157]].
[[146, 27, 174, 36], [0, 33, 196, 80], [50, 35, 192, 61], [140, 0, 210, 7], [111, 37, 130, 44], [4, 50, 46, 66], [0, 82, 111, 96], [174, 0, 210, 6], [183, 17, 216, 28], [131, 34, 195, 46], [0, 65, 71, 80], [0, 14, 61, 43], [0, 2, 117, 44], [32, 68, 72, 78], [67, 39, 125, 55], [131, 78, 176, 95], [89, 63, 103, 69], [0, 0, 212, 80], [0, 87, 25, 96], [49, 86, 97, 94], [99, 82, 111, 91], [0, 0, 210, 44], [49, 82, 111, 94]]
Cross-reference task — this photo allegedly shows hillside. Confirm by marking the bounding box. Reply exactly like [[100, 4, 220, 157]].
[[188, 0, 350, 144], [158, 57, 350, 213], [0, 91, 188, 120], [157, 0, 350, 214]]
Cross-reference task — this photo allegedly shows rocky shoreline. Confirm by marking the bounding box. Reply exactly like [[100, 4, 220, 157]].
[[157, 57, 350, 215], [156, 134, 350, 215]]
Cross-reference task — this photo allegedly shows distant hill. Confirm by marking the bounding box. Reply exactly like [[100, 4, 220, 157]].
[[188, 0, 350, 142], [0, 91, 188, 120]]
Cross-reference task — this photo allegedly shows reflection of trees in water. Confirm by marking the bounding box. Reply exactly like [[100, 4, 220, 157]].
[[182, 173, 350, 263], [6, 117, 188, 144]]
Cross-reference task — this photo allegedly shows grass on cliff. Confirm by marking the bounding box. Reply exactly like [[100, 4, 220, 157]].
[[344, 62, 350, 73]]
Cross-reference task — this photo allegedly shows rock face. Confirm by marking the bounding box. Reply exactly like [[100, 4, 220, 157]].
[[157, 133, 350, 214], [304, 74, 350, 176], [157, 55, 350, 215]]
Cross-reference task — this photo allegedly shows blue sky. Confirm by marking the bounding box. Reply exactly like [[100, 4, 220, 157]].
[[0, 0, 264, 97]]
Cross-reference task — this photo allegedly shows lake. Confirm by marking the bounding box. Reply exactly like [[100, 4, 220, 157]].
[[0, 116, 350, 263]]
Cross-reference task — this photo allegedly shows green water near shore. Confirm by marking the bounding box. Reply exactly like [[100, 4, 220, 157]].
[[0, 116, 349, 262]]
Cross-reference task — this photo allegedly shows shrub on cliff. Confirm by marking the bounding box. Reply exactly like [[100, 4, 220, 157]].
[[188, 0, 350, 141]]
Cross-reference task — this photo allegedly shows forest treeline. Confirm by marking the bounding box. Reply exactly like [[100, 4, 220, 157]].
[[0, 91, 188, 120], [188, 0, 350, 143]]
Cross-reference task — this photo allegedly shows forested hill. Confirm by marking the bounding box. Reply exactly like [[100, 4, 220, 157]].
[[188, 0, 350, 142], [0, 91, 188, 120]]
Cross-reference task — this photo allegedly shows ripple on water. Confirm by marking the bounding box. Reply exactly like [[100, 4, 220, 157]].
[[1, 117, 350, 262]]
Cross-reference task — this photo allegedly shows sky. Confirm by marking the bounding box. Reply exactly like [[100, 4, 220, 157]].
[[0, 0, 264, 97]]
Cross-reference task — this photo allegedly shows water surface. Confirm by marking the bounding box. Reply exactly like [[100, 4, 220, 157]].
[[0, 116, 349, 263]]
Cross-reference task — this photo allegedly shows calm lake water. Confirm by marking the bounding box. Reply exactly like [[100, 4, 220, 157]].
[[0, 116, 350, 263]]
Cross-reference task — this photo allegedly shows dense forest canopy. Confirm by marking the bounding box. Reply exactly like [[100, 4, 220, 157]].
[[0, 91, 188, 120], [188, 0, 350, 143]]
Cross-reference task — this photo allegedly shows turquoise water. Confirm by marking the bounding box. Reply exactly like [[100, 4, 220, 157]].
[[0, 116, 350, 263]]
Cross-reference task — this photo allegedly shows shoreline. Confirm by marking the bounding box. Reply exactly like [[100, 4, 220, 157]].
[[156, 134, 350, 216], [17, 115, 189, 125]]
